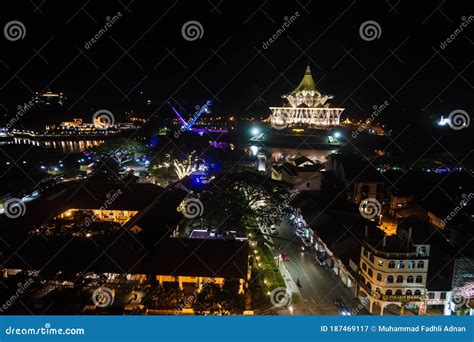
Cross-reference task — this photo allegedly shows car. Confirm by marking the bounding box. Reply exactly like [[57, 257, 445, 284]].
[[269, 225, 278, 235], [334, 298, 351, 316], [281, 252, 290, 261], [302, 238, 312, 247], [295, 228, 304, 236], [315, 255, 326, 266]]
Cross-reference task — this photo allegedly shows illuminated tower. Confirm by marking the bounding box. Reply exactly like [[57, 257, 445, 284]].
[[270, 65, 344, 127]]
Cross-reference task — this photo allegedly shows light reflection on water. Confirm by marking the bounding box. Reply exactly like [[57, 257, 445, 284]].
[[1, 138, 105, 153]]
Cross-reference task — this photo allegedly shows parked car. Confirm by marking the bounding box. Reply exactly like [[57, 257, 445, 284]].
[[269, 225, 278, 235], [281, 252, 290, 261], [334, 298, 351, 316], [296, 228, 305, 236], [315, 255, 326, 266]]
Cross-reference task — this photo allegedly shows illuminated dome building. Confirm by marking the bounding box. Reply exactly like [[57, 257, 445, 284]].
[[270, 65, 345, 127]]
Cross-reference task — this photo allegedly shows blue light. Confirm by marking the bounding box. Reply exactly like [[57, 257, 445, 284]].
[[251, 127, 260, 136], [333, 131, 342, 139]]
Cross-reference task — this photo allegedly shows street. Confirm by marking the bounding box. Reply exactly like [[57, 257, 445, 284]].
[[269, 219, 367, 315]]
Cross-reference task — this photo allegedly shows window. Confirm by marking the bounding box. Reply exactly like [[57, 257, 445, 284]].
[[415, 290, 421, 295], [375, 288, 380, 293], [418, 246, 427, 256], [366, 282, 372, 290], [397, 275, 403, 283], [408, 261, 415, 269], [406, 290, 412, 295], [407, 276, 414, 283], [378, 259, 383, 267], [398, 261, 405, 269], [362, 263, 367, 271], [388, 261, 395, 269], [428, 292, 435, 299], [376, 273, 382, 281], [416, 276, 423, 283], [387, 275, 394, 283], [386, 290, 392, 295], [363, 248, 368, 258], [368, 268, 373, 277], [369, 254, 375, 263], [395, 290, 402, 295], [440, 292, 446, 299], [417, 261, 424, 268], [306, 182, 310, 189]]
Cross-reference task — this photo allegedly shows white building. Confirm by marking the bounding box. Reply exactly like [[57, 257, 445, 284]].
[[269, 65, 345, 128]]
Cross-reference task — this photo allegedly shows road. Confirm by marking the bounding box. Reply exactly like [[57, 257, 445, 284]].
[[270, 219, 367, 315]]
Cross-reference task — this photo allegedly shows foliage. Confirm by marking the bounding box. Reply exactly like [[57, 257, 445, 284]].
[[187, 171, 290, 236], [192, 279, 244, 315], [95, 139, 144, 167]]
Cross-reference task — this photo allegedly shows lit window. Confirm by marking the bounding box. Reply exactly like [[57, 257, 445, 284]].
[[398, 261, 404, 269], [408, 261, 415, 269], [378, 259, 383, 267]]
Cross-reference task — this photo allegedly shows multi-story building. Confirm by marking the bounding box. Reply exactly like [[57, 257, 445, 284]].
[[269, 65, 345, 128], [358, 229, 430, 315]]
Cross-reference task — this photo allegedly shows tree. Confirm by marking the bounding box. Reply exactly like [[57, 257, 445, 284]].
[[95, 139, 144, 167], [186, 171, 291, 237], [192, 280, 244, 315]]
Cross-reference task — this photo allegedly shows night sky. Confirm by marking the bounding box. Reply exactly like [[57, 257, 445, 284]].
[[0, 0, 473, 134]]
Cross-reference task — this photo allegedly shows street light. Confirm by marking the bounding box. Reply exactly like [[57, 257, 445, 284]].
[[288, 306, 294, 315]]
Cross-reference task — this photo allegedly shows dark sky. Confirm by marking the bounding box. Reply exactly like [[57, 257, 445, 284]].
[[0, 0, 473, 131]]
